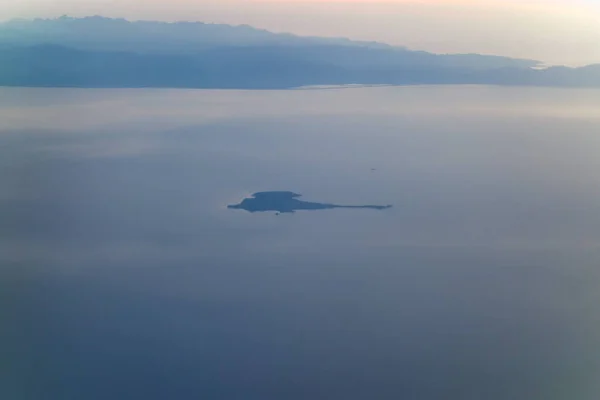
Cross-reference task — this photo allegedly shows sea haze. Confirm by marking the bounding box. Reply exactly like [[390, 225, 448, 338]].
[[2, 86, 600, 399]]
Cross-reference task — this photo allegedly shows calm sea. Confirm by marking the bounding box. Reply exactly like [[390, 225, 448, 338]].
[[2, 86, 600, 399]]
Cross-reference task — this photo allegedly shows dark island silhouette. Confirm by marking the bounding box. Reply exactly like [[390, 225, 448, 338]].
[[228, 191, 392, 214]]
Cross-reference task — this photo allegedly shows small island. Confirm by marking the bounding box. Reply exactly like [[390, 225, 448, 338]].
[[228, 191, 392, 214]]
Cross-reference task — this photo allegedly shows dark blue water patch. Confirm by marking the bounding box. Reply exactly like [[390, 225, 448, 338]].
[[227, 191, 393, 214]]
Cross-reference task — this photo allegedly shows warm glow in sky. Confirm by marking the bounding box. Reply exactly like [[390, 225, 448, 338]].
[[2, 0, 600, 66]]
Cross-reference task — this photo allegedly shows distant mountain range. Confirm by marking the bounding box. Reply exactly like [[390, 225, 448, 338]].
[[0, 16, 598, 89]]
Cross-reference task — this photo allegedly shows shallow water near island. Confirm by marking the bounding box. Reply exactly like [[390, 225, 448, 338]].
[[2, 86, 600, 399]]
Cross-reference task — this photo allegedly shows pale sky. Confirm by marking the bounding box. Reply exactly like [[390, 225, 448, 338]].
[[2, 0, 600, 66]]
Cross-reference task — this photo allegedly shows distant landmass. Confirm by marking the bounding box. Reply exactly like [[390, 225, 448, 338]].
[[0, 16, 599, 89]]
